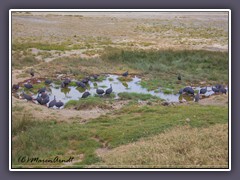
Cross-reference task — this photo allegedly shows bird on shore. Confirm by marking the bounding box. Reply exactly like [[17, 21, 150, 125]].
[[41, 96, 50, 105], [40, 92, 48, 99], [63, 78, 71, 86], [45, 79, 52, 85], [220, 87, 227, 94], [212, 86, 219, 93], [183, 87, 189, 93], [183, 87, 194, 95], [194, 92, 200, 102], [12, 84, 19, 91], [38, 87, 46, 94], [96, 88, 105, 96], [55, 100, 64, 109], [48, 96, 56, 108], [24, 83, 33, 89], [82, 77, 90, 84], [22, 92, 33, 101], [82, 90, 91, 98], [92, 74, 99, 80], [35, 94, 42, 104], [122, 71, 128, 77], [215, 84, 223, 90], [200, 87, 207, 94], [34, 94, 43, 104], [179, 88, 183, 94], [105, 84, 113, 95]]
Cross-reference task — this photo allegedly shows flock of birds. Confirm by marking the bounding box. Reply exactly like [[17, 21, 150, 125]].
[[177, 74, 227, 102], [12, 71, 227, 108], [12, 70, 129, 109]]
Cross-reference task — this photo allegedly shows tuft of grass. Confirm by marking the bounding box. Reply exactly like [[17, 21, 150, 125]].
[[161, 88, 173, 94], [68, 81, 78, 87], [104, 93, 116, 99], [118, 76, 132, 82], [64, 100, 78, 107], [12, 112, 36, 136], [12, 105, 25, 112], [12, 54, 42, 68], [65, 97, 110, 110], [118, 92, 160, 101], [108, 77, 114, 81]]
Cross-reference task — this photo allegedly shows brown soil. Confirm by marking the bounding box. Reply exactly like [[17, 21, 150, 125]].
[[12, 97, 129, 123], [199, 94, 228, 106], [12, 12, 228, 52]]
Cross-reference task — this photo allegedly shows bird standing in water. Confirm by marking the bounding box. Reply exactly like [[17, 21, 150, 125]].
[[82, 90, 91, 98], [105, 84, 113, 95]]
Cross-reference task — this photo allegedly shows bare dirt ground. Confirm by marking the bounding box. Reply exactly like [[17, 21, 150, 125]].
[[13, 97, 129, 123], [12, 11, 228, 54]]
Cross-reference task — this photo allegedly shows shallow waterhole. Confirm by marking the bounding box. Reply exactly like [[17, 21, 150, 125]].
[[13, 74, 216, 108]]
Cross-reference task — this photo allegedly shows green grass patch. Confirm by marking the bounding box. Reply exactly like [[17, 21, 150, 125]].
[[118, 92, 160, 101], [68, 81, 77, 87], [12, 105, 25, 112], [108, 77, 114, 81], [99, 85, 108, 88], [102, 48, 228, 91], [65, 97, 111, 110], [140, 79, 162, 91], [12, 104, 228, 167], [12, 112, 38, 136], [13, 42, 69, 51], [90, 104, 228, 148], [161, 88, 173, 94], [12, 54, 42, 69], [117, 76, 132, 82]]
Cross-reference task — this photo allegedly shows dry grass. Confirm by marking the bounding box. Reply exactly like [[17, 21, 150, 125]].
[[12, 12, 228, 52], [91, 124, 228, 168]]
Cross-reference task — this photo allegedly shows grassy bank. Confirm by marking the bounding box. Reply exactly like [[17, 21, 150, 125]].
[[118, 92, 161, 101], [16, 48, 229, 94], [65, 97, 113, 110], [102, 48, 228, 92], [91, 124, 228, 168], [12, 104, 228, 168]]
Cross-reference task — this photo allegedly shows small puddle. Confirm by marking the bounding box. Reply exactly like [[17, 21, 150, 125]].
[[13, 74, 223, 108]]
